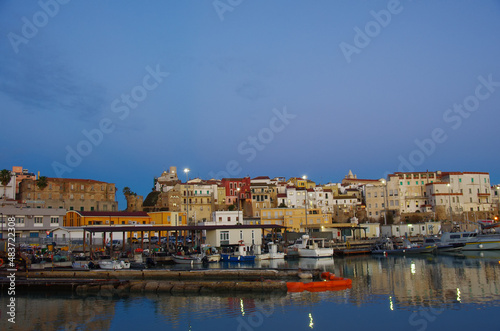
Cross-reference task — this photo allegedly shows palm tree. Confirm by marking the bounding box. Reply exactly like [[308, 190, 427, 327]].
[[123, 187, 131, 196], [0, 169, 12, 199]]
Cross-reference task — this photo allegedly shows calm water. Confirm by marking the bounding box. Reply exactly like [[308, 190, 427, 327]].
[[2, 251, 500, 331]]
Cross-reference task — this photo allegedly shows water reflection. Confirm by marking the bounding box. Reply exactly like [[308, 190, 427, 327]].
[[1, 254, 499, 330]]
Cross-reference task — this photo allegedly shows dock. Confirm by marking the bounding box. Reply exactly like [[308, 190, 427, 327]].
[[0, 269, 321, 295]]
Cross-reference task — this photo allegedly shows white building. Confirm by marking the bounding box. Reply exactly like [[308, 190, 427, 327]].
[[204, 210, 242, 226], [205, 226, 263, 247], [0, 205, 65, 241]]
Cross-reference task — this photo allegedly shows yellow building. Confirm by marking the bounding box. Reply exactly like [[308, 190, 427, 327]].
[[64, 211, 151, 227], [287, 177, 316, 189], [260, 207, 330, 233], [148, 211, 187, 226]]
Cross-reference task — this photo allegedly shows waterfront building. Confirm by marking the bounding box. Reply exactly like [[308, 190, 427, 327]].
[[380, 221, 441, 237], [18, 177, 118, 211], [260, 207, 330, 233], [205, 210, 242, 225], [64, 211, 151, 226], [148, 211, 187, 226], [50, 226, 105, 245], [205, 225, 264, 247], [0, 204, 65, 240]]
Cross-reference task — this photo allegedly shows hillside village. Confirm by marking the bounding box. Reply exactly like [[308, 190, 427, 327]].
[[0, 165, 498, 242]]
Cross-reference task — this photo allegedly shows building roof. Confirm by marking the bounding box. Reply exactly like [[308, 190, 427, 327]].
[[46, 178, 112, 184], [71, 211, 150, 217], [82, 224, 287, 233]]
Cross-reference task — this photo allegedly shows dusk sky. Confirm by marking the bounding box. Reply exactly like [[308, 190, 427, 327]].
[[1, 1, 500, 209]]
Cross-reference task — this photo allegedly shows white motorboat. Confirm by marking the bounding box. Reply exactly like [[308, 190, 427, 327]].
[[287, 235, 333, 258], [440, 231, 500, 251], [255, 243, 285, 260], [99, 260, 123, 270], [172, 254, 204, 264]]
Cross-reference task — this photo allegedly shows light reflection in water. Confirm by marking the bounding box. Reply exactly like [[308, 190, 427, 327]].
[[308, 313, 314, 329], [1, 253, 500, 330]]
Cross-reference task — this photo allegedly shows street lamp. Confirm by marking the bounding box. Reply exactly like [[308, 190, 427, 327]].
[[302, 175, 308, 232], [380, 179, 388, 226], [184, 168, 190, 225], [236, 187, 241, 224]]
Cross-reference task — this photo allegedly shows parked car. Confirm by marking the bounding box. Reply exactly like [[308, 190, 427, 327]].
[[150, 236, 159, 244]]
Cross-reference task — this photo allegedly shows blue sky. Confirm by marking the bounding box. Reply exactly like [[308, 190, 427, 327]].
[[1, 0, 499, 209]]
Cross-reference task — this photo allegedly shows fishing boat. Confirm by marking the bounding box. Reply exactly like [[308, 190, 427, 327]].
[[255, 243, 285, 260], [423, 236, 464, 252], [171, 254, 205, 264], [371, 238, 436, 255], [286, 235, 333, 258], [98, 260, 130, 270], [220, 242, 255, 262], [440, 231, 500, 251], [99, 260, 122, 270], [298, 235, 333, 258], [200, 244, 221, 262]]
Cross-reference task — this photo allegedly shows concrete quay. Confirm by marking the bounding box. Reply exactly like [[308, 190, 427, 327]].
[[0, 269, 319, 295]]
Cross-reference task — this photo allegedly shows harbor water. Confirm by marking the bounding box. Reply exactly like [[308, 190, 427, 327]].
[[1, 251, 500, 330]]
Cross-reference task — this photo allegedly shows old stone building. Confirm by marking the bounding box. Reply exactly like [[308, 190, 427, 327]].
[[18, 177, 118, 212]]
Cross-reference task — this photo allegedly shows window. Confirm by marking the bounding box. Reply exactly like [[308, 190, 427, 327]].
[[34, 217, 43, 224], [471, 178, 474, 183], [220, 231, 229, 242], [50, 217, 59, 224], [16, 217, 25, 224]]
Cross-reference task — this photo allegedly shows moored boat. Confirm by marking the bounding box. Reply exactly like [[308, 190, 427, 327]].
[[286, 235, 334, 258], [423, 236, 464, 253], [98, 260, 129, 270], [440, 231, 500, 251], [171, 254, 204, 264], [371, 238, 436, 255]]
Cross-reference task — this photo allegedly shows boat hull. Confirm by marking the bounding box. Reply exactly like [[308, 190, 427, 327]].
[[221, 254, 255, 262], [372, 246, 436, 255], [172, 255, 203, 264], [298, 248, 334, 258]]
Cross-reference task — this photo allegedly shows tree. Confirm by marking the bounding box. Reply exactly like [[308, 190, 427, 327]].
[[0, 169, 12, 199], [123, 187, 132, 196], [278, 202, 288, 208], [36, 176, 48, 190]]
